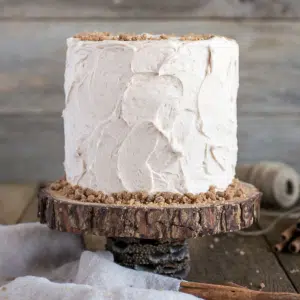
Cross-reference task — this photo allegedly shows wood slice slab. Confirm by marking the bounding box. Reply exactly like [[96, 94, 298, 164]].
[[38, 182, 261, 240]]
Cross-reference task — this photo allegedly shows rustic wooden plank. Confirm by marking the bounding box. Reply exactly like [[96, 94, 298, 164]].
[[238, 116, 300, 169], [188, 230, 296, 292], [0, 114, 64, 182], [1, 113, 300, 182], [79, 227, 296, 291], [1, 20, 300, 181], [260, 215, 300, 292], [0, 183, 38, 224], [1, 20, 300, 115], [84, 235, 106, 252], [1, 0, 300, 19], [18, 196, 38, 223]]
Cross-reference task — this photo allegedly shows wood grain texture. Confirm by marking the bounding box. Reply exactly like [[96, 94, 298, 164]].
[[179, 281, 300, 300], [18, 196, 39, 223], [84, 234, 106, 251], [1, 0, 300, 19], [1, 20, 300, 181], [2, 114, 300, 182], [260, 216, 300, 293], [38, 184, 261, 239], [188, 230, 296, 292], [238, 116, 300, 168], [0, 114, 64, 182], [1, 21, 300, 115], [0, 183, 38, 224], [70, 228, 297, 292], [0, 182, 298, 292], [35, 182, 296, 291]]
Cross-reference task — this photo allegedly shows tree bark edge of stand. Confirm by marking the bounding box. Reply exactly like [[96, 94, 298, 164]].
[[38, 182, 261, 240]]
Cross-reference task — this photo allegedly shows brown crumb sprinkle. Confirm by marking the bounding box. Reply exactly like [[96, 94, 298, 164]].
[[73, 32, 219, 42], [179, 33, 215, 41], [259, 283, 266, 290], [50, 178, 247, 207]]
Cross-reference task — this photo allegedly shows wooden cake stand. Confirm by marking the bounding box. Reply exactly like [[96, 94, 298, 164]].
[[38, 182, 261, 279]]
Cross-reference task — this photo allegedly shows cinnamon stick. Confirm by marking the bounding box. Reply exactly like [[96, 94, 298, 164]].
[[281, 224, 297, 241], [224, 281, 248, 289], [180, 281, 300, 300], [274, 240, 289, 252], [289, 236, 300, 253]]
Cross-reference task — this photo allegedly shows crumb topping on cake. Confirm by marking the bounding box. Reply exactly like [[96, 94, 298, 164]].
[[73, 32, 218, 42], [50, 178, 247, 206]]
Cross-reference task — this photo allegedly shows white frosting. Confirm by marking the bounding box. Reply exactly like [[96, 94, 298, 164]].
[[63, 35, 239, 194]]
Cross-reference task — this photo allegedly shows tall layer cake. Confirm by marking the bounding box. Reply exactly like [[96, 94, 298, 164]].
[[63, 32, 239, 198]]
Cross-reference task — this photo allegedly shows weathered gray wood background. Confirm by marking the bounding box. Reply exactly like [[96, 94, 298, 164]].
[[1, 1, 300, 182]]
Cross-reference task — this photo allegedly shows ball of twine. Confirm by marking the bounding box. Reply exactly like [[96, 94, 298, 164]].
[[236, 161, 300, 237], [236, 161, 300, 209]]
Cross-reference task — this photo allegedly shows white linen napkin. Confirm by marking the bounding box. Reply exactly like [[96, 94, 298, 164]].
[[0, 223, 202, 300]]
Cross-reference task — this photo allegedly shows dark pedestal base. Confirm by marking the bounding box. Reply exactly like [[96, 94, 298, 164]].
[[106, 237, 190, 279]]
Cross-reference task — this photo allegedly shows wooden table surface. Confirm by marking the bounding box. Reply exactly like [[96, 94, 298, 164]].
[[1, 183, 300, 294]]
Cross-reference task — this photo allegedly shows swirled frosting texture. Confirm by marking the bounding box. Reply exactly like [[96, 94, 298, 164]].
[[63, 35, 239, 194]]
